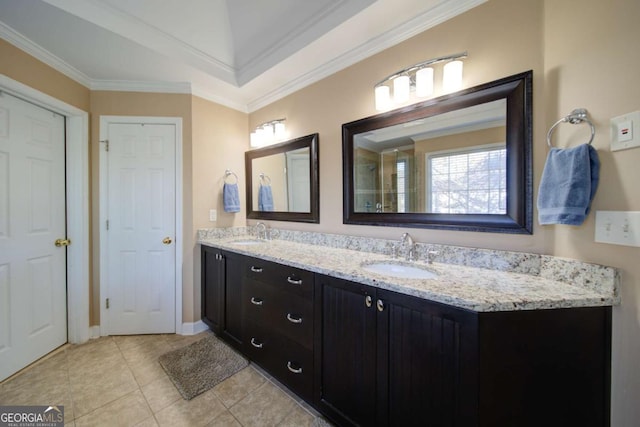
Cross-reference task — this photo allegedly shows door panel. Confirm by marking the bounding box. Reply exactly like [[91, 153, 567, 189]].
[[105, 123, 176, 335], [0, 93, 66, 381]]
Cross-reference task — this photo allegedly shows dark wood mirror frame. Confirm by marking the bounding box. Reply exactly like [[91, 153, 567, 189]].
[[245, 133, 320, 223], [342, 71, 532, 234]]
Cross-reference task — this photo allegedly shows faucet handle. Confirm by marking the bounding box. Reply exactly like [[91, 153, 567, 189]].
[[426, 250, 439, 264]]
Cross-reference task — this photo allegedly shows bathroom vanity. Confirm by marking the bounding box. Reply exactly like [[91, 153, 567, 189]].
[[200, 233, 616, 427]]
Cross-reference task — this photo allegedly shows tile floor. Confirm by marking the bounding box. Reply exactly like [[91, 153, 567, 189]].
[[0, 331, 331, 426]]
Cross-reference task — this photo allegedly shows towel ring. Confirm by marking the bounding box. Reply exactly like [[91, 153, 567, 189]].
[[546, 108, 595, 148], [224, 169, 238, 184], [259, 173, 271, 185]]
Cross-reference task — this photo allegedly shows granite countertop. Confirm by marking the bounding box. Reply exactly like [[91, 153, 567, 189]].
[[198, 235, 619, 313]]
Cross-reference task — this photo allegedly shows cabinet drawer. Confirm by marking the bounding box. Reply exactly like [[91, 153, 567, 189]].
[[244, 258, 314, 299], [244, 320, 313, 401], [243, 279, 314, 349]]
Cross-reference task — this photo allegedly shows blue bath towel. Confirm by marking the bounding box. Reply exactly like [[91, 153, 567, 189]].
[[223, 183, 240, 213], [537, 144, 599, 225], [258, 184, 274, 211]]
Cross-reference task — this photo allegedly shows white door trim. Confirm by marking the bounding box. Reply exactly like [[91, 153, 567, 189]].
[[0, 74, 90, 345], [99, 116, 183, 336]]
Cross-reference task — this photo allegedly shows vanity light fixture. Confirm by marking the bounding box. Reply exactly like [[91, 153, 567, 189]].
[[250, 118, 287, 148], [374, 51, 467, 111]]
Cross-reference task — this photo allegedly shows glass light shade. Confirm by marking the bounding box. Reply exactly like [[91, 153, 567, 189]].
[[375, 85, 391, 111], [415, 67, 434, 97], [393, 75, 410, 103], [274, 121, 286, 139], [250, 131, 260, 147], [443, 60, 463, 93]]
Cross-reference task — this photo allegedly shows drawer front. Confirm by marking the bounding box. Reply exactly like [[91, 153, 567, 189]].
[[244, 257, 314, 299], [244, 279, 313, 349], [245, 320, 313, 401]]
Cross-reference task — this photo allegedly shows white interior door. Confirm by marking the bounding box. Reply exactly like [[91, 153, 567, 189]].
[[0, 93, 67, 381], [105, 122, 176, 335], [286, 152, 310, 212]]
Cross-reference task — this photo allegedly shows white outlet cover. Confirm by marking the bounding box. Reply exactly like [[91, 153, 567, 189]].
[[611, 111, 640, 151]]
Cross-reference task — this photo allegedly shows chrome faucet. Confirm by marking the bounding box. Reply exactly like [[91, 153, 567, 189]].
[[255, 222, 268, 240], [400, 232, 415, 261]]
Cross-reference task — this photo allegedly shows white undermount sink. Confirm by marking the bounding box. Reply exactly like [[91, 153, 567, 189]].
[[229, 239, 265, 245], [361, 261, 438, 280]]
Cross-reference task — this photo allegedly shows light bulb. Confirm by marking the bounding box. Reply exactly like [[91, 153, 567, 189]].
[[274, 121, 286, 139], [415, 67, 434, 97], [375, 85, 391, 111], [443, 60, 463, 93], [393, 75, 410, 103]]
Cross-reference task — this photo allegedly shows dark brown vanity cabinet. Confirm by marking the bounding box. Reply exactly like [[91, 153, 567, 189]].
[[201, 247, 244, 347], [314, 274, 478, 427], [242, 255, 315, 401], [314, 274, 612, 427]]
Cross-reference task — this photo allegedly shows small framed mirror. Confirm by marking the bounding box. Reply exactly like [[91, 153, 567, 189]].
[[245, 133, 319, 223], [343, 71, 532, 233]]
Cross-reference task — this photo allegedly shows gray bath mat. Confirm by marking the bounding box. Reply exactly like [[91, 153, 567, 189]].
[[158, 333, 248, 400]]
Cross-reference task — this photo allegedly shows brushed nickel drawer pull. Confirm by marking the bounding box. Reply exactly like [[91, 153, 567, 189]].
[[287, 361, 303, 374], [250, 297, 263, 306], [250, 338, 263, 349], [251, 266, 263, 273], [286, 313, 303, 324], [365, 295, 372, 308], [377, 299, 385, 312], [287, 276, 303, 285]]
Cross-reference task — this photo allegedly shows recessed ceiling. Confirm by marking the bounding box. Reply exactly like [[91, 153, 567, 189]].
[[0, 0, 485, 112]]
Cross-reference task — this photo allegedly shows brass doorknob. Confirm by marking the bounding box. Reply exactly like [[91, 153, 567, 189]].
[[55, 238, 71, 247], [162, 237, 172, 245]]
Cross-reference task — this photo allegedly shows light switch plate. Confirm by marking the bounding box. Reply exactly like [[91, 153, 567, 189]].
[[209, 209, 217, 222], [611, 111, 640, 151], [595, 211, 640, 247]]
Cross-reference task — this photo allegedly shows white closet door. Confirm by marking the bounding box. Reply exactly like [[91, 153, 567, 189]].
[[0, 93, 67, 381]]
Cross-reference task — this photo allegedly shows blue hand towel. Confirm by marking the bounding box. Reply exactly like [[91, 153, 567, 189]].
[[537, 144, 599, 225], [223, 183, 240, 213], [258, 184, 274, 211]]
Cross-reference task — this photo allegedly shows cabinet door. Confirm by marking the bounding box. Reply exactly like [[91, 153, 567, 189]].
[[222, 251, 244, 347], [315, 275, 378, 427], [379, 290, 478, 427], [201, 246, 224, 334]]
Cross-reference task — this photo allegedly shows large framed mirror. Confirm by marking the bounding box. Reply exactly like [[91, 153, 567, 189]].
[[343, 71, 532, 233], [246, 133, 319, 223]]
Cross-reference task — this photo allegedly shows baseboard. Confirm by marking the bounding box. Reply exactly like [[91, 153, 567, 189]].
[[89, 325, 101, 339], [181, 320, 208, 336]]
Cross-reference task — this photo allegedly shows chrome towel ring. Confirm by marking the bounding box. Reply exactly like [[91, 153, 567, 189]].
[[224, 169, 238, 184], [546, 108, 595, 148], [259, 173, 271, 185]]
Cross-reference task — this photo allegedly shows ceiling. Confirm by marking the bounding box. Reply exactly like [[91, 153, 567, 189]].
[[0, 0, 485, 112]]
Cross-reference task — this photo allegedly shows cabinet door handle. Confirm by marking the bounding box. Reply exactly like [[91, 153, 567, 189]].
[[286, 313, 303, 324], [365, 295, 372, 308], [250, 266, 263, 273], [250, 297, 263, 306], [287, 276, 303, 285], [287, 361, 303, 374], [377, 299, 385, 312], [250, 338, 263, 349]]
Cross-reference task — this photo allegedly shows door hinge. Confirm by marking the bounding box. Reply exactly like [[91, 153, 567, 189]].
[[106, 298, 110, 309], [100, 139, 109, 152], [106, 220, 109, 230]]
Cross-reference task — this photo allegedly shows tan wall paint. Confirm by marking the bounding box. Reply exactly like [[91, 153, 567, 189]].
[[249, 0, 640, 423], [543, 0, 640, 424], [90, 91, 193, 326], [0, 39, 89, 111], [191, 95, 247, 321]]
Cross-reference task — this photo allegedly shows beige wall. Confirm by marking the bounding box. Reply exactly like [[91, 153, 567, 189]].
[[191, 95, 247, 321], [250, 0, 640, 424]]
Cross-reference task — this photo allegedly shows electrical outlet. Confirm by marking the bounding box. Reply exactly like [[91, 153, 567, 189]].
[[611, 111, 640, 152], [209, 209, 217, 222], [595, 211, 640, 247]]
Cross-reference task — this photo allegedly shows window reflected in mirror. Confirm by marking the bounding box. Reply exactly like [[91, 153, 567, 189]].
[[353, 100, 506, 215]]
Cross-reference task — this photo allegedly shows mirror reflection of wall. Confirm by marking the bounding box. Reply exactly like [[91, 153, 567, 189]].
[[353, 99, 506, 215], [251, 147, 310, 212]]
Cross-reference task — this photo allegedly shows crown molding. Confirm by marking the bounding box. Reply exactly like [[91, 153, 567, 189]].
[[246, 0, 486, 112], [0, 21, 92, 87], [90, 79, 191, 94], [191, 84, 249, 113]]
